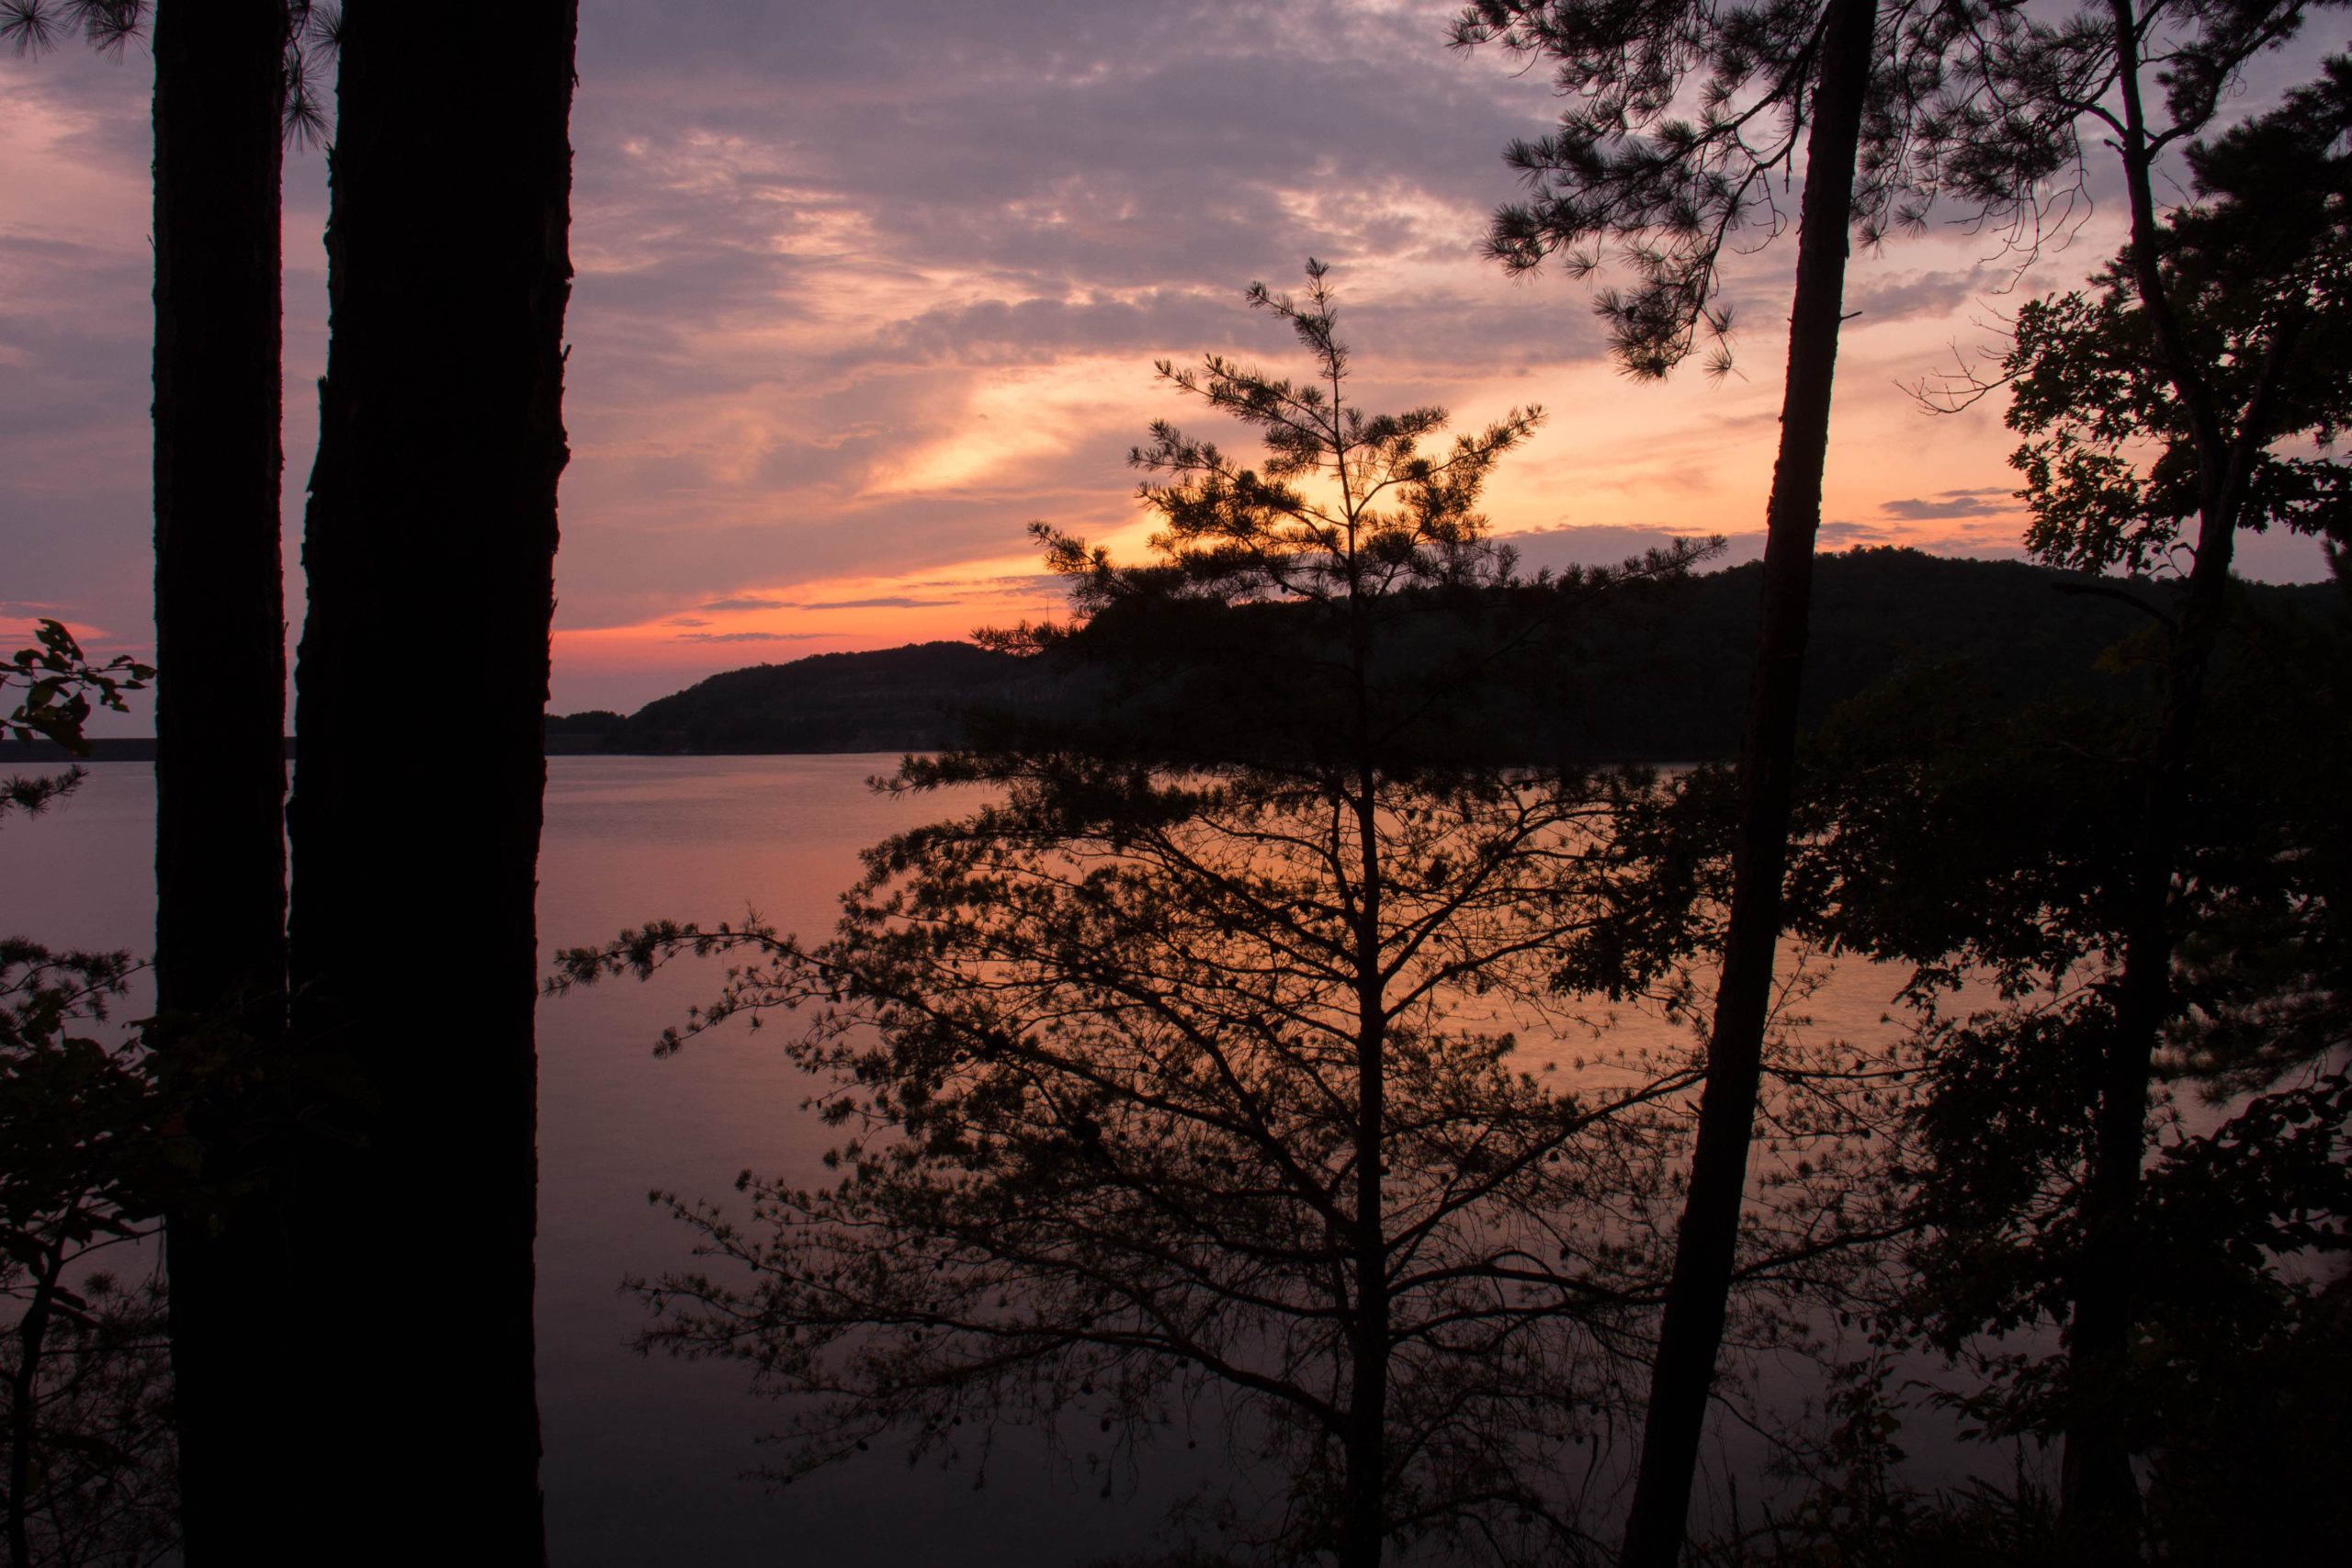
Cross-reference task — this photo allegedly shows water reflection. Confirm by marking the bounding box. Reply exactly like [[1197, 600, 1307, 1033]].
[[11, 758, 1937, 1567], [558, 753, 1925, 1566]]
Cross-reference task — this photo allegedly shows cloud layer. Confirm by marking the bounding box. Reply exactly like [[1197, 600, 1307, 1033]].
[[2, 1, 2338, 722]]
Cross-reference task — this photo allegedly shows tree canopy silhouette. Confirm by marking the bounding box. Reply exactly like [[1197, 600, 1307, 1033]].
[[1792, 52, 2352, 1555], [2003, 56, 2352, 580], [557, 266, 1907, 1568], [2, 623, 173, 1568], [1453, 6, 1885, 1556], [1453, 4, 2352, 1555]]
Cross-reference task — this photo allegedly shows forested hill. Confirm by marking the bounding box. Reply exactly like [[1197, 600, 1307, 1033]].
[[548, 640, 1096, 756], [550, 548, 2343, 761]]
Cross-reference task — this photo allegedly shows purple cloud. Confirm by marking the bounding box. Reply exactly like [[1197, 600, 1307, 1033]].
[[673, 629, 824, 644], [1881, 490, 2015, 521], [797, 595, 956, 611]]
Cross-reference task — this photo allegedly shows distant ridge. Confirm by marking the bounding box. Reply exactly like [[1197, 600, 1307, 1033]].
[[547, 551, 2337, 762], [28, 552, 2334, 764], [568, 640, 1067, 755]]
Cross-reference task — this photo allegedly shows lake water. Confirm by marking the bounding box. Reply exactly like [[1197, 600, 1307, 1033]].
[[2, 756, 1963, 1564]]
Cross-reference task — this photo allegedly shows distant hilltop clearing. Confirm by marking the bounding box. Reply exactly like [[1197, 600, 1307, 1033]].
[[550, 549, 2340, 762]]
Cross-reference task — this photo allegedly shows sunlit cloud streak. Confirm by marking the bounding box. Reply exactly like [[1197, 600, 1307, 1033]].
[[2, 1, 2339, 725]]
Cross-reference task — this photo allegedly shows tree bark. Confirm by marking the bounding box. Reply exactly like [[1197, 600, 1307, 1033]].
[[288, 4, 575, 1556], [149, 3, 297, 1558], [1615, 2, 1877, 1562]]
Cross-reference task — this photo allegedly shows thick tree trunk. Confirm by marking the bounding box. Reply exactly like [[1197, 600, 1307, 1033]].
[[1615, 2, 1877, 1562], [288, 4, 575, 1556], [149, 4, 297, 1559]]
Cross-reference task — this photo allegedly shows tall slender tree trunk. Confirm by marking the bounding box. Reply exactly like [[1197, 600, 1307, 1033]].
[[2054, 8, 2279, 1540], [288, 4, 575, 1556], [2055, 473, 2237, 1563], [1342, 766, 1389, 1568], [149, 4, 297, 1558], [1616, 2, 1877, 1562], [2059, 518, 2255, 1551]]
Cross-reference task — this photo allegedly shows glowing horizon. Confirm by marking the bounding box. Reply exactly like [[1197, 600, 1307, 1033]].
[[3, 2, 2339, 727]]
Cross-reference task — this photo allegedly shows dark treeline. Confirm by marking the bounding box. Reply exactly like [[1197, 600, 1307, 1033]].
[[556, 551, 2340, 761]]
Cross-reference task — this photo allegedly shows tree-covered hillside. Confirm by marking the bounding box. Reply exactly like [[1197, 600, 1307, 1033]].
[[561, 548, 2340, 760], [590, 640, 1093, 754]]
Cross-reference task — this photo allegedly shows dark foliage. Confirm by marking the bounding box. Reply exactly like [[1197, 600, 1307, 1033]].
[[0, 944, 177, 1568], [583, 553, 2335, 763], [560, 267, 1905, 1567], [1448, 0, 2154, 379], [2007, 57, 2352, 578], [2, 623, 149, 761], [2, 654, 175, 1567], [1782, 583, 2352, 1544], [0, 1, 340, 146], [618, 641, 1091, 754]]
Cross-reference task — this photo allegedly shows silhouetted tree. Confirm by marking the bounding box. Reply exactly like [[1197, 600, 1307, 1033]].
[[584, 767, 1712, 1568], [287, 1, 574, 1553], [1450, 6, 1885, 1556], [1837, 54, 2352, 1549], [4, 7, 337, 1554], [0, 2, 333, 134], [1972, 16, 2350, 1543], [4, 621, 148, 761], [147, 6, 305, 1558], [560, 267, 1902, 1568], [1453, 2, 2347, 1554], [2, 625, 173, 1568], [0, 942, 176, 1568], [1785, 614, 2352, 1557]]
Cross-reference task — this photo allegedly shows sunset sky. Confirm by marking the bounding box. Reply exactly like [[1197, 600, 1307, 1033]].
[[3, 0, 2341, 725]]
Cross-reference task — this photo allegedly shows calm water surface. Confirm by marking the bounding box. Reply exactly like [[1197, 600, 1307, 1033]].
[[2, 756, 1960, 1564]]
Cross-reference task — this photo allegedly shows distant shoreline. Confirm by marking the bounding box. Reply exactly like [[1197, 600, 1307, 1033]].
[[22, 558, 2340, 770], [6, 737, 920, 762]]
